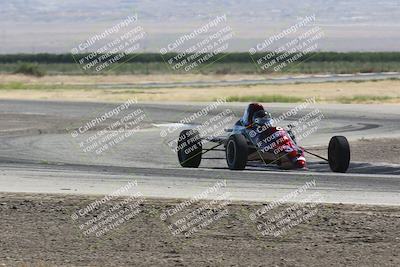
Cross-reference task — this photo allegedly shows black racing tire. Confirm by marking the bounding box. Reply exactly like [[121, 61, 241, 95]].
[[226, 134, 248, 170], [328, 136, 350, 173], [177, 129, 202, 168]]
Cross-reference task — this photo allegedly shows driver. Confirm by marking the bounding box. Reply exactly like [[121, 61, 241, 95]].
[[240, 103, 266, 126], [252, 110, 273, 127]]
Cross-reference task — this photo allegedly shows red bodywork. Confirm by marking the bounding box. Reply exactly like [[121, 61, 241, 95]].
[[248, 125, 306, 169], [241, 102, 306, 169]]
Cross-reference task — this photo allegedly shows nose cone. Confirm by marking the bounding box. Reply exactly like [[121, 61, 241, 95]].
[[296, 159, 306, 168]]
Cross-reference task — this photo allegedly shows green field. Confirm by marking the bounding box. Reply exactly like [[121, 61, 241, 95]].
[[1, 52, 400, 75]]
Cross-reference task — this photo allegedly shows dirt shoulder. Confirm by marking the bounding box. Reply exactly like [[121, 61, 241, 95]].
[[0, 74, 270, 84], [0, 193, 399, 266]]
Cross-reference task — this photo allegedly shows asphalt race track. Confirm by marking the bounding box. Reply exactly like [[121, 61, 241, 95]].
[[0, 99, 399, 205]]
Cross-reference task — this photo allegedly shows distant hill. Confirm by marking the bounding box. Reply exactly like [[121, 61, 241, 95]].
[[1, 0, 399, 53]]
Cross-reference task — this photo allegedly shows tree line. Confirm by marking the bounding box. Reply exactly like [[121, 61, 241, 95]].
[[0, 52, 399, 64]]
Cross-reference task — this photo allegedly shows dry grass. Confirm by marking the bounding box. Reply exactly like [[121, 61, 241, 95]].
[[0, 74, 399, 103]]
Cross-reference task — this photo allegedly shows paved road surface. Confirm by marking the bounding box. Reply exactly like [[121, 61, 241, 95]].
[[0, 100, 399, 205]]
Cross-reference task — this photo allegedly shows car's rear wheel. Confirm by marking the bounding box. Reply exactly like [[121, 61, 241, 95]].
[[226, 134, 248, 170], [177, 129, 202, 168], [328, 136, 350, 173]]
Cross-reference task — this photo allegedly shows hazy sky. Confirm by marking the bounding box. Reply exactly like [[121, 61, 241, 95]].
[[1, 0, 399, 53]]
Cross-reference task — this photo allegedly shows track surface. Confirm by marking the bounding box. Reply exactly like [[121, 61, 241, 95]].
[[0, 99, 399, 205]]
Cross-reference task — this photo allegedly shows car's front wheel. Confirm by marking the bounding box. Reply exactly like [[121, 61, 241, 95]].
[[226, 134, 248, 170], [328, 136, 350, 173]]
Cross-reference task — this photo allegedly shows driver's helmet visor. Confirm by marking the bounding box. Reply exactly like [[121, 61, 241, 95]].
[[252, 110, 273, 125], [253, 117, 273, 126]]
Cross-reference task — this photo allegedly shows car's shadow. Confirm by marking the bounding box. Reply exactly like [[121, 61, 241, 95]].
[[206, 160, 400, 175]]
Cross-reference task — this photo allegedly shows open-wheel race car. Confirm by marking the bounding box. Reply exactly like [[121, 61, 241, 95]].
[[177, 103, 351, 173]]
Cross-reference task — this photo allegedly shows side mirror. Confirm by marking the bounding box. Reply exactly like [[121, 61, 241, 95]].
[[287, 124, 295, 130]]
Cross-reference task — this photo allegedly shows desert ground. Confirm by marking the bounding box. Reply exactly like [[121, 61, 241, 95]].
[[1, 73, 399, 266], [0, 193, 399, 266]]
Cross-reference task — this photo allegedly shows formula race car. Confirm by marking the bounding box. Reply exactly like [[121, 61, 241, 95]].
[[177, 103, 350, 173]]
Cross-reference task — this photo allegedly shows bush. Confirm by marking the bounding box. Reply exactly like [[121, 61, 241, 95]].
[[13, 63, 45, 77]]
